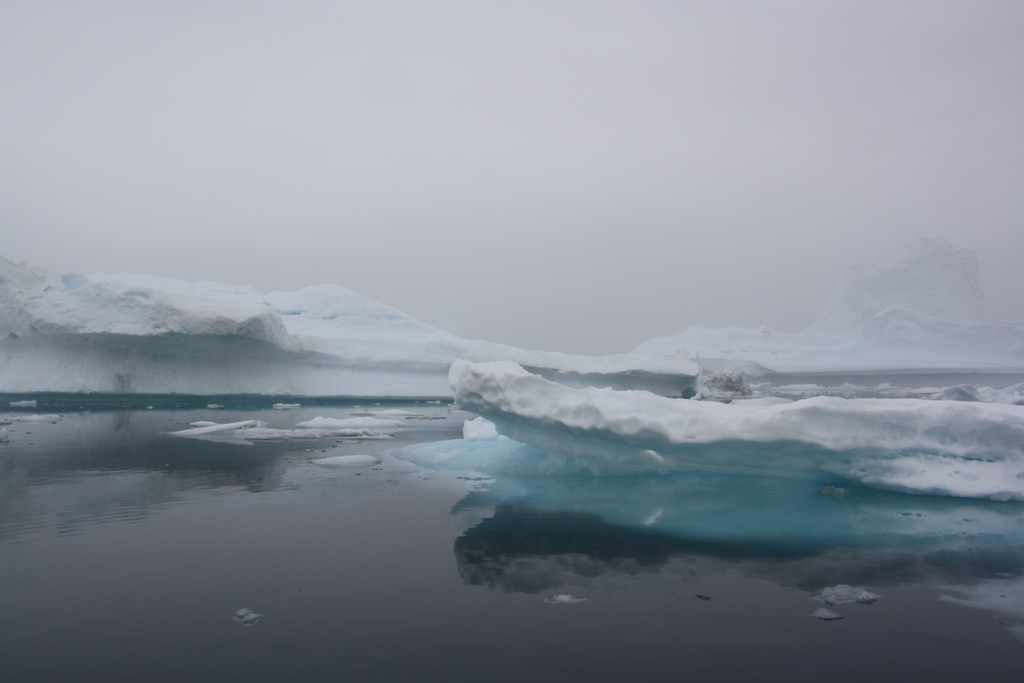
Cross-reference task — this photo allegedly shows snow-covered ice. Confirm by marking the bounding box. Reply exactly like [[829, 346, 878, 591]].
[[0, 255, 696, 397], [449, 360, 1024, 499]]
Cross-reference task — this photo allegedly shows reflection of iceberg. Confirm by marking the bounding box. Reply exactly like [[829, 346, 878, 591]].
[[446, 473, 1024, 642], [448, 360, 1024, 499]]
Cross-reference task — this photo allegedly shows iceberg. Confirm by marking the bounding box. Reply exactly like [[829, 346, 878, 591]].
[[0, 255, 697, 397], [447, 360, 1024, 499], [634, 240, 1023, 390]]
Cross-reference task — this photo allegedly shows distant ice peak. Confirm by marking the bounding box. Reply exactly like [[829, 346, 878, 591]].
[[805, 238, 985, 335]]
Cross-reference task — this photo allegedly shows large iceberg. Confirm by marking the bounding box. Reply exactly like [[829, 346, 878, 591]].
[[0, 256, 697, 397], [446, 360, 1024, 500]]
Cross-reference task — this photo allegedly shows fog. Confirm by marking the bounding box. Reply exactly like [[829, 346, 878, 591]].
[[2, 1, 1022, 355]]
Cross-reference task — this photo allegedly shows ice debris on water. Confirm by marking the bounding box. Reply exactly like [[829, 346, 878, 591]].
[[9, 400, 37, 408], [312, 455, 381, 468], [0, 427, 9, 443], [819, 585, 880, 605], [809, 608, 844, 621], [544, 594, 587, 604], [207, 404, 223, 409], [273, 403, 301, 409], [233, 608, 262, 627]]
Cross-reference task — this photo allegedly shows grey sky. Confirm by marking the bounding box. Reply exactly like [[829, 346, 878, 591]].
[[2, 1, 1022, 354]]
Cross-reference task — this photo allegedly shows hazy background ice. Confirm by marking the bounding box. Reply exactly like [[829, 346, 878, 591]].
[[2, 0, 1022, 354]]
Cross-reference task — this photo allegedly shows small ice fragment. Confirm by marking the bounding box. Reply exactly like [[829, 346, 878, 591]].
[[819, 486, 849, 498], [312, 455, 382, 468], [819, 585, 880, 605], [189, 421, 218, 428], [644, 508, 664, 525], [9, 400, 36, 408], [207, 404, 223, 409], [544, 594, 587, 604], [273, 403, 301, 409], [695, 594, 712, 602], [810, 608, 844, 621], [233, 608, 262, 627], [0, 428, 9, 443]]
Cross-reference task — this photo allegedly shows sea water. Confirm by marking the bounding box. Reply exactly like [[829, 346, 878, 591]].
[[2, 398, 1023, 682]]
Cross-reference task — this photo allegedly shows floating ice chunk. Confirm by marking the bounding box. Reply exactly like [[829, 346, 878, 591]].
[[935, 385, 983, 402], [9, 400, 36, 408], [171, 420, 263, 436], [544, 594, 587, 604], [940, 575, 1024, 640], [819, 585, 880, 605], [350, 409, 423, 418], [188, 421, 218, 428], [643, 508, 663, 525], [699, 370, 752, 400], [296, 416, 406, 432], [0, 427, 8, 443], [233, 608, 262, 627], [809, 608, 844, 621], [207, 404, 223, 409], [1, 414, 62, 423], [463, 417, 500, 440], [273, 403, 301, 409], [312, 455, 382, 468]]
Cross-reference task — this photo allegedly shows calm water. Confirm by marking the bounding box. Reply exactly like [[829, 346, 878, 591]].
[[2, 400, 1023, 682]]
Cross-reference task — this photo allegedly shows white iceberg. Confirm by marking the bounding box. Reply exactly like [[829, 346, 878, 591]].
[[449, 360, 1024, 499], [0, 255, 697, 397]]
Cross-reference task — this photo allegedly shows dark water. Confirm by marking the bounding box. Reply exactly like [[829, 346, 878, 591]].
[[2, 401, 1023, 682]]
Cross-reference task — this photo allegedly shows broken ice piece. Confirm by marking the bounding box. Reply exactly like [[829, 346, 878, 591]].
[[810, 608, 844, 621], [233, 608, 262, 627], [273, 403, 300, 409], [819, 585, 880, 605], [312, 455, 381, 468], [544, 594, 587, 604]]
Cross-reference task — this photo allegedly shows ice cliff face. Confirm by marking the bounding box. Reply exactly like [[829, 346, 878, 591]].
[[0, 256, 698, 397]]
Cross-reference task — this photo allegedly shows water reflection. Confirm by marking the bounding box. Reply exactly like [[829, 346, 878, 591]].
[[451, 474, 1024, 634], [0, 404, 462, 539]]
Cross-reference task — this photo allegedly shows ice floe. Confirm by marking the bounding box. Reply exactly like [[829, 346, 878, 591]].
[[312, 455, 382, 468]]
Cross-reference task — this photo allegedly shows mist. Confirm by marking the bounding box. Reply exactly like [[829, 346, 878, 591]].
[[2, 0, 1022, 355]]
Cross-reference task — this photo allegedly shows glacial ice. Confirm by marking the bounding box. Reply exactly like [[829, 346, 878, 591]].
[[447, 360, 1024, 499], [0, 255, 697, 397]]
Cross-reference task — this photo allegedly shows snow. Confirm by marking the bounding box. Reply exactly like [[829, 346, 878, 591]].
[[450, 360, 1024, 499]]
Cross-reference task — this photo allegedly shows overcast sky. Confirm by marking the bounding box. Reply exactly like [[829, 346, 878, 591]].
[[2, 1, 1022, 354]]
